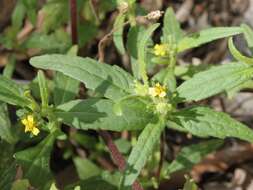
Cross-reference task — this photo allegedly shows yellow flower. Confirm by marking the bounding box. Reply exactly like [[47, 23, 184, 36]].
[[21, 115, 40, 136], [148, 83, 167, 98], [154, 44, 167, 56]]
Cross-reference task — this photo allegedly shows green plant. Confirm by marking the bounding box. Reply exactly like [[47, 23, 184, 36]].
[[1, 2, 253, 190]]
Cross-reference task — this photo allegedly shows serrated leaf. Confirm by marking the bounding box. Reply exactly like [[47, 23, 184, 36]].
[[166, 140, 222, 175], [162, 7, 183, 44], [168, 106, 253, 142], [177, 63, 253, 102], [0, 75, 30, 106], [55, 98, 155, 131], [177, 27, 243, 52], [113, 13, 126, 54], [30, 54, 134, 100], [138, 24, 160, 84], [123, 117, 165, 186], [74, 157, 101, 180], [14, 132, 56, 188], [228, 37, 253, 64]]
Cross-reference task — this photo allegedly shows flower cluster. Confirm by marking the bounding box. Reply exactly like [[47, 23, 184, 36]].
[[154, 44, 168, 56]]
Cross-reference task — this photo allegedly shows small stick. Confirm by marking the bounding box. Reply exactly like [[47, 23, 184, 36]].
[[69, 0, 78, 45]]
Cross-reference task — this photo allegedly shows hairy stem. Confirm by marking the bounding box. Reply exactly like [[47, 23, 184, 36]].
[[98, 130, 144, 190]]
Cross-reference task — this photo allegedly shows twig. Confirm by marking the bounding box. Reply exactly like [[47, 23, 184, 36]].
[[98, 10, 163, 62], [69, 0, 78, 45], [98, 20, 131, 62]]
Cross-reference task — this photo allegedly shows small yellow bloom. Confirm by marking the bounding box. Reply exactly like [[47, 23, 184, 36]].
[[21, 115, 40, 136], [154, 44, 167, 56], [148, 83, 167, 98]]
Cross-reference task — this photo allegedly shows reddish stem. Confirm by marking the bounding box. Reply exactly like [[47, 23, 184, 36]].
[[69, 0, 78, 45], [98, 130, 144, 190]]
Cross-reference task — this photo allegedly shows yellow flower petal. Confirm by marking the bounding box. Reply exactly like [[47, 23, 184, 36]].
[[27, 115, 34, 124], [24, 125, 30, 133], [21, 118, 28, 126], [32, 127, 40, 136]]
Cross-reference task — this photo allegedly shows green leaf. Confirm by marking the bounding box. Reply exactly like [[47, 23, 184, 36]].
[[49, 183, 59, 190], [162, 7, 183, 44], [113, 13, 126, 54], [41, 1, 69, 33], [174, 64, 210, 81], [115, 138, 131, 154], [0, 75, 30, 106], [168, 106, 253, 142], [127, 25, 145, 79], [166, 140, 222, 175], [22, 31, 71, 52], [152, 67, 177, 92], [78, 22, 98, 47], [11, 1, 26, 30], [0, 103, 17, 144], [38, 70, 49, 107], [30, 54, 135, 100], [11, 179, 30, 190], [54, 46, 80, 106], [177, 27, 243, 52], [228, 37, 253, 64], [14, 132, 56, 188], [3, 55, 16, 79], [22, 0, 37, 25], [177, 63, 253, 102], [65, 171, 119, 190], [183, 176, 198, 190], [0, 141, 16, 190], [55, 98, 155, 131], [241, 24, 253, 50], [123, 117, 165, 186], [138, 23, 160, 85], [226, 80, 253, 98], [74, 157, 101, 180], [54, 72, 79, 106]]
